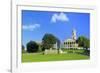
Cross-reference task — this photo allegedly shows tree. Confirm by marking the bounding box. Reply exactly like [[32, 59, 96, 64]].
[[77, 36, 90, 49], [77, 36, 90, 55], [26, 41, 39, 53], [83, 39, 90, 50], [42, 33, 58, 50], [77, 36, 85, 47]]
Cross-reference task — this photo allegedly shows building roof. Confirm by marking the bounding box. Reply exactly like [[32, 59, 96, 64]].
[[64, 38, 75, 42]]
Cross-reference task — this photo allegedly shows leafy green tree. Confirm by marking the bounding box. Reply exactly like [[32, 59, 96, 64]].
[[77, 36, 90, 49], [83, 38, 90, 55], [83, 39, 90, 50], [77, 36, 85, 47], [77, 36, 90, 55], [42, 33, 58, 50], [26, 41, 39, 53]]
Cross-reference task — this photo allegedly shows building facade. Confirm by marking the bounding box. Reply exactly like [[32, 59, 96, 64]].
[[63, 29, 78, 49]]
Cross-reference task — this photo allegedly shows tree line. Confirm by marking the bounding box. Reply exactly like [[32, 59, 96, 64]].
[[22, 33, 90, 54], [22, 33, 58, 53]]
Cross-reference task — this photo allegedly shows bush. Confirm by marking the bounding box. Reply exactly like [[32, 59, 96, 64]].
[[68, 50, 73, 53], [83, 50, 90, 56], [26, 41, 39, 53]]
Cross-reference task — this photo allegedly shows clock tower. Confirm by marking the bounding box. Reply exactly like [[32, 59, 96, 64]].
[[72, 29, 77, 40]]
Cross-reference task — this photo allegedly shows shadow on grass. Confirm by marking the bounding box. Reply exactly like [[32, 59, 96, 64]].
[[75, 50, 90, 56]]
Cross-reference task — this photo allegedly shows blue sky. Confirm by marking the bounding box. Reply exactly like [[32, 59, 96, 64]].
[[22, 10, 90, 46]]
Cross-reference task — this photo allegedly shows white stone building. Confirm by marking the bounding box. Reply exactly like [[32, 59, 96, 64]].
[[63, 29, 78, 49]]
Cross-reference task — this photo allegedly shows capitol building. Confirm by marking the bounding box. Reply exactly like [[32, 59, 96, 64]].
[[35, 29, 79, 50], [63, 29, 78, 49], [53, 29, 79, 49]]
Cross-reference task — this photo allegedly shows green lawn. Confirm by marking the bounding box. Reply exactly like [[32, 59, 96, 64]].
[[22, 53, 89, 62]]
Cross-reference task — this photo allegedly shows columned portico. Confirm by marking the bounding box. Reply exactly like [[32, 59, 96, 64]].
[[64, 40, 78, 49]]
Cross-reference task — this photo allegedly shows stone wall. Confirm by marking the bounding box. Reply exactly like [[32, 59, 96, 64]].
[[44, 49, 58, 54]]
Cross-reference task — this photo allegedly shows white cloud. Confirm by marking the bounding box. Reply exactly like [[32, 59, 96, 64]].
[[22, 24, 40, 31], [51, 12, 69, 23]]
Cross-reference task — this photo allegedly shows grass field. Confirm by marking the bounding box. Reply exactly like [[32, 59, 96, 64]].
[[22, 53, 90, 62]]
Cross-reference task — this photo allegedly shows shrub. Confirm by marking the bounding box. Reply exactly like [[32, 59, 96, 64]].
[[26, 41, 39, 53]]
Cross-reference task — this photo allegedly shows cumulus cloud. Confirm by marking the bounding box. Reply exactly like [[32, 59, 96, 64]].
[[22, 24, 40, 31], [51, 12, 69, 23]]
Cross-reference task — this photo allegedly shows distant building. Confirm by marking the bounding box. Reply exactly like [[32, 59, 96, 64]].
[[63, 29, 78, 49], [53, 39, 61, 49]]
